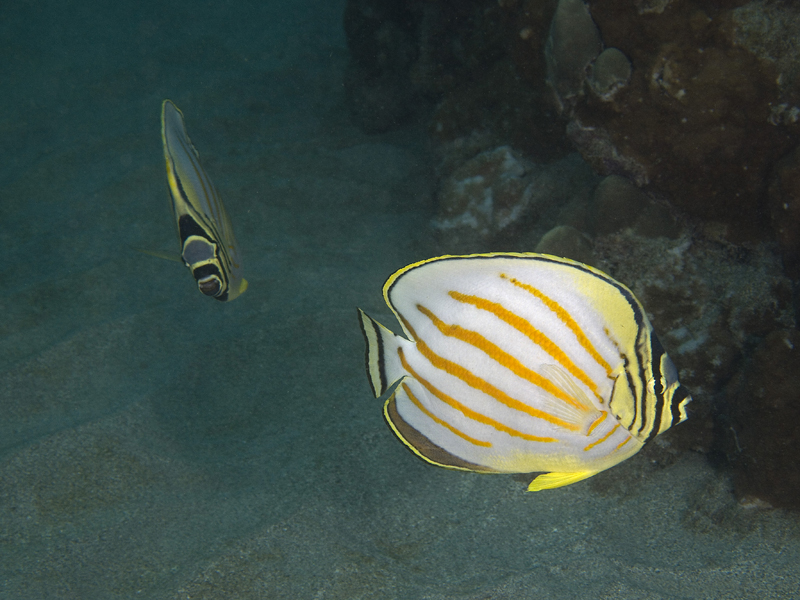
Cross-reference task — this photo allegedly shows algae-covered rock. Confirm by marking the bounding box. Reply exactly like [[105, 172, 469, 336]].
[[433, 148, 598, 250], [730, 1, 800, 108], [593, 174, 647, 235], [768, 145, 800, 278], [723, 328, 800, 510], [592, 174, 680, 238], [588, 47, 632, 100], [535, 225, 597, 266], [433, 146, 536, 244], [593, 231, 795, 456], [545, 0, 602, 113], [577, 3, 798, 243]]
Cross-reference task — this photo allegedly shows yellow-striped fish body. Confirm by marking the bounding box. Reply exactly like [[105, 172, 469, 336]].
[[358, 253, 691, 491], [161, 99, 248, 301]]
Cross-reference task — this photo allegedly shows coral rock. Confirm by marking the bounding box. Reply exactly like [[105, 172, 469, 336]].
[[545, 0, 603, 113], [730, 1, 800, 110], [581, 1, 798, 242], [588, 47, 632, 101], [593, 174, 650, 235], [594, 232, 795, 455], [535, 225, 597, 265], [723, 328, 800, 510], [433, 146, 535, 241], [592, 174, 680, 238], [433, 148, 598, 250], [566, 119, 649, 186], [768, 145, 800, 278]]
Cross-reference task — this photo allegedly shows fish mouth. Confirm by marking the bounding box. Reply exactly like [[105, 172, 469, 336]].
[[197, 275, 222, 297]]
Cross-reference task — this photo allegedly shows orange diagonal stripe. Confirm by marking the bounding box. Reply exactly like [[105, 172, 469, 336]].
[[416, 304, 588, 413], [614, 435, 634, 452], [501, 274, 613, 376], [401, 382, 491, 447], [409, 337, 580, 432], [449, 289, 605, 403], [584, 423, 620, 452], [398, 348, 558, 443], [586, 411, 607, 435]]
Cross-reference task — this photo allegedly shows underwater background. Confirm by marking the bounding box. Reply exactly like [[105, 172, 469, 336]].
[[1, 0, 799, 598]]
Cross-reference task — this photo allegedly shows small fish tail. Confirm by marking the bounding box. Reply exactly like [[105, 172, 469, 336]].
[[227, 277, 249, 301]]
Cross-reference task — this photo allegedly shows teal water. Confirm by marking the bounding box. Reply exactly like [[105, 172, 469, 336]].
[[1, 1, 799, 598]]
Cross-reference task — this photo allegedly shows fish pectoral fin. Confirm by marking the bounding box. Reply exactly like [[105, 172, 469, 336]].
[[526, 470, 598, 492], [536, 364, 600, 429], [540, 364, 595, 412], [132, 247, 183, 263]]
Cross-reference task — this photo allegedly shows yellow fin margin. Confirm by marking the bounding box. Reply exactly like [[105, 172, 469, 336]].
[[527, 470, 598, 492]]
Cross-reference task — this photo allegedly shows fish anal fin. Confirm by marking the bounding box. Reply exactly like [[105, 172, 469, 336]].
[[384, 396, 495, 473], [527, 470, 598, 492]]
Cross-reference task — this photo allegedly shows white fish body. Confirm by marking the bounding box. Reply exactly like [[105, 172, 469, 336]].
[[161, 99, 248, 301], [358, 253, 691, 491]]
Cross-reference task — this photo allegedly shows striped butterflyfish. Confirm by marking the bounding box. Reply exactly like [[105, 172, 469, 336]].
[[357, 253, 691, 492], [160, 99, 248, 301]]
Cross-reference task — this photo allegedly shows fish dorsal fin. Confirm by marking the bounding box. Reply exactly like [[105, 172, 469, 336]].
[[527, 470, 598, 491]]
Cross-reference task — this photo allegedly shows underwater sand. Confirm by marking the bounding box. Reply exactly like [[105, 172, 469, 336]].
[[1, 1, 799, 598]]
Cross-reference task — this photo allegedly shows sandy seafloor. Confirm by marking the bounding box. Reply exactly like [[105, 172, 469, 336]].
[[1, 1, 799, 598]]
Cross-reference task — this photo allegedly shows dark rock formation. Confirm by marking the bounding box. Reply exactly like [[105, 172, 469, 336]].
[[343, 0, 800, 508], [580, 0, 798, 243], [769, 146, 800, 278], [722, 328, 800, 510]]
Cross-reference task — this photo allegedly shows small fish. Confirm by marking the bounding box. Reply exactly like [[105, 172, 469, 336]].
[[161, 99, 248, 301], [358, 253, 691, 491]]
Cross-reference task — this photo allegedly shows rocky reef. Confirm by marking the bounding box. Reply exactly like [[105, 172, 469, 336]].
[[720, 328, 800, 509], [344, 0, 800, 509], [578, 0, 798, 244]]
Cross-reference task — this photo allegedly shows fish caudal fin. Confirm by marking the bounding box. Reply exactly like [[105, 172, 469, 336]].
[[237, 278, 249, 296], [527, 470, 598, 492], [358, 308, 411, 398]]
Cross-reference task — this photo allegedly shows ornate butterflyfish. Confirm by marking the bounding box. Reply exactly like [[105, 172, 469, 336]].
[[161, 99, 248, 301], [357, 253, 691, 492]]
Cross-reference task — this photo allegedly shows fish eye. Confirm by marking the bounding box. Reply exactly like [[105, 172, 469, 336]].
[[197, 275, 222, 296]]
